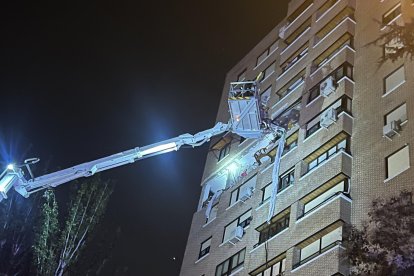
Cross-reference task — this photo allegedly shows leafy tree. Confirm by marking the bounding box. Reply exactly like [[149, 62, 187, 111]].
[[344, 191, 414, 276], [33, 177, 113, 276], [369, 19, 414, 64], [33, 189, 59, 276]]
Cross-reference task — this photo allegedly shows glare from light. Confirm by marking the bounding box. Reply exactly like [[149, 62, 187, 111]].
[[227, 162, 239, 174], [141, 142, 178, 156], [0, 174, 16, 194], [7, 164, 14, 171]]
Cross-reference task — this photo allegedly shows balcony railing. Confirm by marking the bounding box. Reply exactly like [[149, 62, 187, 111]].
[[293, 240, 342, 269], [297, 192, 351, 220]]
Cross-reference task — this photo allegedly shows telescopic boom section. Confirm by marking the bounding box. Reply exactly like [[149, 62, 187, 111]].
[[0, 80, 267, 201]]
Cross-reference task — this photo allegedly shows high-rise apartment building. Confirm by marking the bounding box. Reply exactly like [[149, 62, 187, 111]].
[[180, 0, 414, 275]]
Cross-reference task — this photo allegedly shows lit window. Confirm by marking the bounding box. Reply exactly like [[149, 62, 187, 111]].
[[199, 237, 212, 259], [385, 103, 407, 125], [384, 65, 405, 94], [215, 248, 246, 276], [386, 145, 410, 179], [382, 4, 401, 25], [223, 210, 252, 242]]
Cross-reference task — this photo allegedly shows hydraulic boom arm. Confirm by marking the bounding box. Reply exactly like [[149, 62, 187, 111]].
[[0, 79, 286, 204]]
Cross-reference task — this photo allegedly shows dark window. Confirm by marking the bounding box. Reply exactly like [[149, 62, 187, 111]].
[[215, 248, 246, 276], [218, 143, 231, 161], [258, 214, 290, 245], [199, 237, 211, 259], [306, 122, 321, 137], [279, 169, 295, 192], [253, 257, 286, 276], [383, 4, 401, 25]]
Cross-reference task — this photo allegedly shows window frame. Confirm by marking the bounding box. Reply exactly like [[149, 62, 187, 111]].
[[385, 145, 410, 179], [215, 248, 246, 276], [199, 237, 212, 259], [384, 65, 405, 95], [222, 209, 252, 242]]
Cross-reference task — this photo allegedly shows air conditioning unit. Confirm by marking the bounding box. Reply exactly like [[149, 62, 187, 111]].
[[320, 108, 337, 128], [383, 120, 401, 139], [228, 226, 244, 245], [320, 76, 336, 97], [240, 188, 254, 202]]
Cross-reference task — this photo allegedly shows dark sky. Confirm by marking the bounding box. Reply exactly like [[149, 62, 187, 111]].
[[0, 1, 288, 275]]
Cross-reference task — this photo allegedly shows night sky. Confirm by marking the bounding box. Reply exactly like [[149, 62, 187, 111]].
[[0, 1, 288, 275]]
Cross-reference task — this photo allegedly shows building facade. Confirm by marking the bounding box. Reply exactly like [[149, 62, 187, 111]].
[[181, 0, 414, 275]]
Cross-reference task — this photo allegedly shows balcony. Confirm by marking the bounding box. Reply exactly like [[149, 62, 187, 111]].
[[314, 9, 355, 49], [281, 0, 314, 41], [299, 151, 352, 199], [291, 241, 345, 275]]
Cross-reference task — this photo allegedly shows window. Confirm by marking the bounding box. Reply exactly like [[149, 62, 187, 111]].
[[315, 7, 354, 44], [316, 0, 339, 19], [384, 65, 405, 94], [287, 0, 313, 24], [305, 96, 352, 138], [294, 224, 343, 268], [312, 33, 353, 72], [218, 142, 231, 161], [256, 41, 278, 66], [386, 145, 410, 179], [276, 70, 305, 101], [385, 103, 407, 125], [383, 4, 401, 25], [257, 211, 290, 245], [260, 86, 272, 107], [307, 63, 353, 104], [304, 133, 350, 173], [281, 43, 308, 73], [279, 168, 294, 192], [223, 210, 252, 242], [261, 62, 276, 82], [206, 204, 218, 224], [261, 183, 272, 203], [283, 131, 299, 155], [285, 18, 311, 45], [229, 175, 257, 206], [251, 255, 286, 276], [299, 178, 349, 219], [272, 100, 301, 131], [199, 237, 211, 259], [306, 116, 321, 137], [215, 248, 246, 276]]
